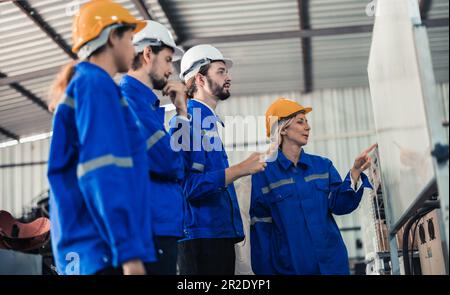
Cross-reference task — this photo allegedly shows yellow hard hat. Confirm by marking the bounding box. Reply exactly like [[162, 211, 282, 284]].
[[265, 97, 312, 137], [72, 0, 146, 54]]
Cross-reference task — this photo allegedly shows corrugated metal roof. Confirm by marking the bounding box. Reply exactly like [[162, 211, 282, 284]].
[[26, 0, 142, 49], [0, 81, 52, 139], [0, 0, 448, 142], [0, 1, 68, 76], [144, 0, 178, 38], [214, 38, 303, 95], [162, 0, 300, 38], [428, 0, 449, 19], [429, 26, 449, 83], [310, 0, 373, 28], [312, 32, 372, 89]]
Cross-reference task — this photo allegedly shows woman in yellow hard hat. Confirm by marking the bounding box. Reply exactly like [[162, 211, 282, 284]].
[[249, 97, 376, 275], [47, 0, 155, 275]]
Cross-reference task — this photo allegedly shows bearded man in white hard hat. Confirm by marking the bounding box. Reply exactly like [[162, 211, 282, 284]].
[[171, 44, 267, 275], [119, 20, 188, 275]]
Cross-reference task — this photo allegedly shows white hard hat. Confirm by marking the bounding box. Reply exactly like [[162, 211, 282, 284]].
[[180, 44, 233, 82], [133, 20, 184, 61]]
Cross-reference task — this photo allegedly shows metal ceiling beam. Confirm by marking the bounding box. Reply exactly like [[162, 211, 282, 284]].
[[0, 125, 19, 141], [1, 0, 189, 86], [419, 0, 433, 20], [130, 0, 154, 20], [425, 17, 449, 27], [157, 0, 188, 44], [0, 66, 61, 87], [181, 25, 374, 47], [131, 0, 187, 46], [134, 1, 187, 74], [0, 18, 447, 86], [8, 82, 50, 113], [0, 1, 66, 123], [0, 72, 49, 113], [181, 17, 449, 47], [13, 0, 77, 59], [297, 0, 313, 93]]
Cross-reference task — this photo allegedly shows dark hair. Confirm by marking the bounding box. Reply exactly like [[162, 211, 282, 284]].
[[131, 44, 174, 71], [186, 63, 211, 98], [48, 24, 135, 112], [91, 24, 135, 57]]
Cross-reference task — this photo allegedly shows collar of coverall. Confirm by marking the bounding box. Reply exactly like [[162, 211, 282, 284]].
[[277, 148, 312, 170], [190, 98, 224, 127]]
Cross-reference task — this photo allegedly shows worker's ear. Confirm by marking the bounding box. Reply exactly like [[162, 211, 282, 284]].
[[107, 30, 119, 49], [195, 73, 205, 88], [142, 46, 153, 66]]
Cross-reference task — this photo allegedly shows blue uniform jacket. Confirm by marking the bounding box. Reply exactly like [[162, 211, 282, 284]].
[[120, 75, 184, 238], [47, 62, 156, 275], [250, 149, 371, 275], [170, 99, 244, 241]]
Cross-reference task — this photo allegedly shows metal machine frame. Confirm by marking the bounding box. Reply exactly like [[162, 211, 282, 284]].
[[368, 0, 449, 274]]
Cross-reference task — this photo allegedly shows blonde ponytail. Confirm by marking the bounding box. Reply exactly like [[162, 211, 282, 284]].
[[48, 61, 78, 112]]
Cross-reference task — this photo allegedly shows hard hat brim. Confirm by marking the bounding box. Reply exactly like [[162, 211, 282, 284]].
[[218, 58, 233, 70], [172, 46, 185, 62], [280, 106, 312, 120], [180, 57, 234, 81], [72, 20, 147, 54]]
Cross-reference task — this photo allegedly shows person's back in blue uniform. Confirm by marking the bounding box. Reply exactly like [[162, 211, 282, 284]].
[[119, 20, 188, 274], [47, 2, 154, 275]]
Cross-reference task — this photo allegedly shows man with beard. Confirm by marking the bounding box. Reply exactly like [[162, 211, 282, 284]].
[[119, 20, 187, 274], [173, 45, 267, 275]]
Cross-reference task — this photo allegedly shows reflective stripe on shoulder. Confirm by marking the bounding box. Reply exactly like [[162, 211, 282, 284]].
[[146, 130, 165, 150], [60, 94, 75, 109]]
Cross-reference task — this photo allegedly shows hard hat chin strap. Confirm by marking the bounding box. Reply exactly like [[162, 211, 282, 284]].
[[78, 24, 123, 60]]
